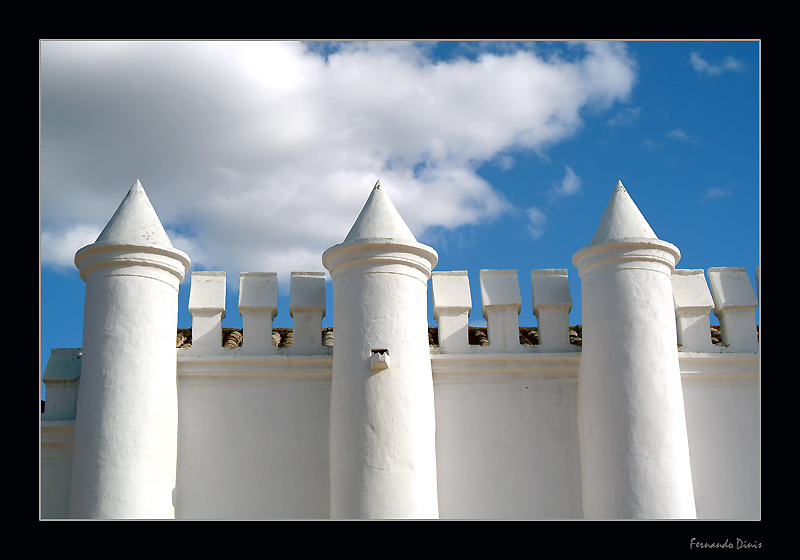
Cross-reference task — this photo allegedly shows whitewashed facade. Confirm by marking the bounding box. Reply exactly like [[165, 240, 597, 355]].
[[41, 180, 760, 520]]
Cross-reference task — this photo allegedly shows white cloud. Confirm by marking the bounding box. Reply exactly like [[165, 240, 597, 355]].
[[721, 56, 746, 73], [40, 224, 102, 269], [526, 206, 548, 239], [667, 128, 695, 142], [643, 138, 660, 151], [548, 165, 583, 200], [700, 187, 732, 203], [521, 165, 584, 239], [40, 40, 637, 284], [607, 106, 641, 127], [690, 52, 745, 76]]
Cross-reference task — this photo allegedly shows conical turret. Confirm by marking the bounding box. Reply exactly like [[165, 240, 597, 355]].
[[70, 180, 190, 519], [591, 181, 658, 244], [94, 179, 175, 247], [573, 181, 695, 519], [343, 180, 417, 243], [323, 181, 439, 519]]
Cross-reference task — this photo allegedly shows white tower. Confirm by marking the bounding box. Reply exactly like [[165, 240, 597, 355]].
[[322, 181, 439, 519], [572, 181, 696, 519], [69, 181, 190, 518]]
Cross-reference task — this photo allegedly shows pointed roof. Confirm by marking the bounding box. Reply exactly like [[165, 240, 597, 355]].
[[95, 180, 175, 247], [343, 180, 417, 243], [590, 181, 658, 244]]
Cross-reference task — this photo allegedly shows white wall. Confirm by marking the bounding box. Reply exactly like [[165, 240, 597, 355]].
[[41, 348, 759, 519], [432, 354, 583, 519], [41, 265, 760, 520], [41, 422, 75, 519], [680, 353, 761, 519], [174, 354, 332, 519]]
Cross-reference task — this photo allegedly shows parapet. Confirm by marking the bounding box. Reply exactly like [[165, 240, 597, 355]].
[[707, 267, 759, 351], [176, 265, 758, 356], [183, 271, 330, 356], [531, 270, 573, 351], [186, 271, 227, 354], [431, 271, 472, 353], [432, 268, 577, 353], [673, 267, 759, 352]]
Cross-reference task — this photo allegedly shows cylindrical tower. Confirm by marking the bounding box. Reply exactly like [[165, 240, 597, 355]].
[[322, 181, 439, 519], [572, 181, 696, 519], [69, 181, 190, 519]]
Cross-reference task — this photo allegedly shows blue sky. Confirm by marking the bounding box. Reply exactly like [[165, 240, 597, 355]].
[[40, 40, 760, 384]]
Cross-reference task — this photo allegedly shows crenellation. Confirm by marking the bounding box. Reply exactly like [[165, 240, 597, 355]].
[[187, 271, 226, 354], [480, 269, 523, 352], [42, 179, 759, 520], [431, 271, 472, 353], [531, 269, 574, 352], [177, 265, 759, 356], [238, 272, 279, 354], [182, 270, 332, 355], [707, 267, 759, 352], [40, 349, 82, 422], [289, 272, 327, 354], [430, 269, 579, 354], [673, 269, 715, 352]]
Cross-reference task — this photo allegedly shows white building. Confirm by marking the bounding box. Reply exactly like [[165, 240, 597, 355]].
[[40, 179, 760, 520]]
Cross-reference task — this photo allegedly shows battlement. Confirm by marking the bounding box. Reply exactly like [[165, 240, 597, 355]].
[[177, 265, 758, 356], [41, 180, 760, 520]]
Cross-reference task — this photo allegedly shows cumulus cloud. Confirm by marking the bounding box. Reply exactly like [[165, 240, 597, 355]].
[[690, 52, 745, 76], [40, 225, 101, 269], [521, 165, 584, 239], [548, 165, 583, 200], [40, 40, 636, 284], [526, 206, 548, 239]]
